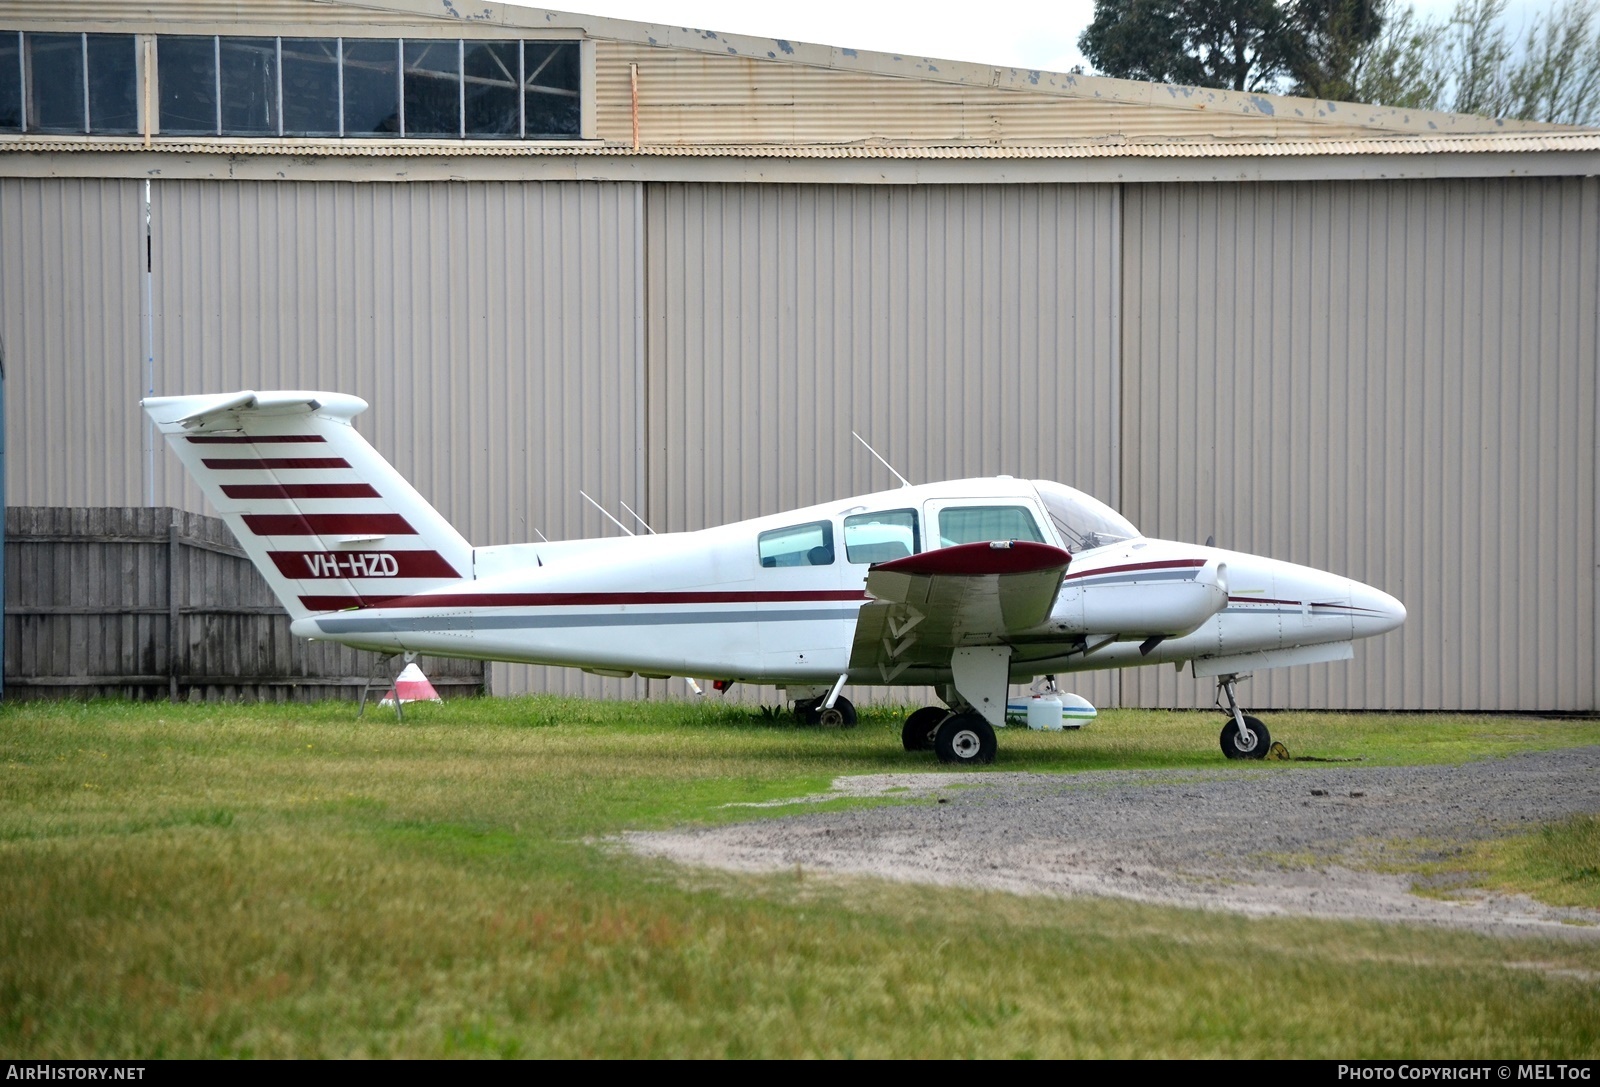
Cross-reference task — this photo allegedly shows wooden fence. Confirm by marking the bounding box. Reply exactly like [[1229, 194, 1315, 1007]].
[[3, 507, 485, 702]]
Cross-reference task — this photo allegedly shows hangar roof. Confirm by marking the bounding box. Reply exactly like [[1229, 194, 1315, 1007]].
[[2, 0, 1596, 181]]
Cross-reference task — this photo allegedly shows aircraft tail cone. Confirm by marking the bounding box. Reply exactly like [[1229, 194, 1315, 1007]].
[[380, 662, 443, 706]]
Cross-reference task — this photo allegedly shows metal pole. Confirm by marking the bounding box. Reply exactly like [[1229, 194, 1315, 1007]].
[[142, 178, 155, 505], [1, 337, 7, 702], [168, 515, 180, 701]]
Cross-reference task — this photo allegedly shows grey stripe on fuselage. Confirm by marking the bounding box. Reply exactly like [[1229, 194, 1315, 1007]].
[[1066, 569, 1199, 587], [315, 607, 863, 635]]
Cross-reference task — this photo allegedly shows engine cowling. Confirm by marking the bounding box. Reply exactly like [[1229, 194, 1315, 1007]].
[[1048, 559, 1228, 638]]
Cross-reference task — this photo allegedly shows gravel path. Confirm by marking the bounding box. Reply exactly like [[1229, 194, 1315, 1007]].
[[626, 746, 1600, 937]]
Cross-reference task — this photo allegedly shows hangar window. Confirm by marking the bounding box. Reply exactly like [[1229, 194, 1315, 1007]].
[[219, 37, 279, 135], [280, 38, 340, 136], [157, 36, 216, 134], [150, 34, 581, 139], [759, 522, 836, 568], [340, 38, 400, 136], [0, 31, 137, 134], [0, 34, 17, 129]]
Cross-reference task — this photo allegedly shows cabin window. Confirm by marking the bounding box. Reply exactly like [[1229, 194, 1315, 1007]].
[[758, 521, 835, 568], [937, 505, 1046, 547], [843, 509, 919, 564]]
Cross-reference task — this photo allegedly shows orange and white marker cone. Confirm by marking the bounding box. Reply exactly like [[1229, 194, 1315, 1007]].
[[380, 662, 444, 706]]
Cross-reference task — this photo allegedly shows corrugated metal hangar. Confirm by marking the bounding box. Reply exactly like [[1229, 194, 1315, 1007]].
[[0, 0, 1595, 710]]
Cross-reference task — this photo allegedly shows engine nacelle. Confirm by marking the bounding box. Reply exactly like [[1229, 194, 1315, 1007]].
[[1049, 560, 1228, 638]]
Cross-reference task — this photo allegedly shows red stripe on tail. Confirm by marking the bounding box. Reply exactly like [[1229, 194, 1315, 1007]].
[[242, 514, 416, 537], [223, 483, 381, 499], [203, 457, 351, 470]]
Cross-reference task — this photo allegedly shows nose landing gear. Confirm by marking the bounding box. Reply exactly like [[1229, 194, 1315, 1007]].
[[1216, 673, 1271, 760]]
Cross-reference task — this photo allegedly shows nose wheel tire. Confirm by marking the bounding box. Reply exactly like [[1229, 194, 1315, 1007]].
[[901, 706, 948, 751], [934, 711, 997, 765], [1220, 714, 1271, 760]]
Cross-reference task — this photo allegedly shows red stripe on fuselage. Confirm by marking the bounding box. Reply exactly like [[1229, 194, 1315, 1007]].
[[203, 457, 351, 470], [295, 589, 870, 612], [186, 435, 326, 444], [223, 483, 381, 499], [300, 595, 401, 611], [243, 513, 416, 536], [1063, 558, 1206, 581], [269, 550, 461, 579]]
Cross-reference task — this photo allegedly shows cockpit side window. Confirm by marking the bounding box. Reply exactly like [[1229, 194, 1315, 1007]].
[[937, 506, 1046, 547], [843, 509, 920, 564], [1031, 481, 1139, 552], [758, 520, 835, 568]]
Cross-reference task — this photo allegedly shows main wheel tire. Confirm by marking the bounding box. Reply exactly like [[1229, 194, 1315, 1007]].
[[901, 706, 947, 751], [934, 712, 998, 765], [1220, 714, 1271, 760], [818, 697, 858, 728]]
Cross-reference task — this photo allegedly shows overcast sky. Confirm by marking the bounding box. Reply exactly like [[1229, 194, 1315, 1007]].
[[555, 0, 1553, 77]]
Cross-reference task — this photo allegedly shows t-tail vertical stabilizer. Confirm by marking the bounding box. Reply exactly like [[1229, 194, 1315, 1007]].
[[143, 391, 473, 621]]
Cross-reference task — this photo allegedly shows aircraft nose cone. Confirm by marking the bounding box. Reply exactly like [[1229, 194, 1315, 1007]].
[[1349, 580, 1406, 637]]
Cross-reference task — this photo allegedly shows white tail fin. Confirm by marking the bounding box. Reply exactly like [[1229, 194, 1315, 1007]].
[[143, 391, 472, 620]]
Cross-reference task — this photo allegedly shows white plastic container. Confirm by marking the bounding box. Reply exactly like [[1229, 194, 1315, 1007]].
[[1005, 691, 1097, 730], [1027, 692, 1066, 731]]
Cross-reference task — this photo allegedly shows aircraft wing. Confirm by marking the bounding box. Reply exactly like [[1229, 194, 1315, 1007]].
[[849, 540, 1071, 680]]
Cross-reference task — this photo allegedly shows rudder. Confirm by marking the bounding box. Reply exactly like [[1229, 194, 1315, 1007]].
[[143, 391, 472, 620]]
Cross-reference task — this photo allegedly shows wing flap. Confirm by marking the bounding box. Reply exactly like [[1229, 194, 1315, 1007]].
[[850, 541, 1071, 675]]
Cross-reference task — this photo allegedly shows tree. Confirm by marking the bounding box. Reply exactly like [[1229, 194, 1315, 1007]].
[[1350, 0, 1600, 124], [1285, 0, 1389, 100], [1078, 0, 1296, 92]]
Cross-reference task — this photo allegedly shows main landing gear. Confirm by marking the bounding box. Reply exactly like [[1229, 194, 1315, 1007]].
[[794, 696, 857, 727], [1216, 673, 1271, 760], [900, 705, 998, 765]]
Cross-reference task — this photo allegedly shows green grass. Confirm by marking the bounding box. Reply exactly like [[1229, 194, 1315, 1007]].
[[2, 697, 1598, 1058], [1455, 816, 1600, 911]]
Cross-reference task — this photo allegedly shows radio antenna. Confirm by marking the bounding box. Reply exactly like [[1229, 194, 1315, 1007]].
[[618, 499, 656, 534], [579, 490, 634, 536], [852, 431, 912, 488]]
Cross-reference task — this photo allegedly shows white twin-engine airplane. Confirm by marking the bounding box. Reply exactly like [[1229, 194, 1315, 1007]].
[[143, 390, 1406, 766]]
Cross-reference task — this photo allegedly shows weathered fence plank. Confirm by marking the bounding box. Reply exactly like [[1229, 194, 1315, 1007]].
[[3, 507, 485, 702]]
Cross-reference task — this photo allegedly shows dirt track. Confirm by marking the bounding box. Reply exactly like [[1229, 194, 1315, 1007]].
[[626, 746, 1600, 937]]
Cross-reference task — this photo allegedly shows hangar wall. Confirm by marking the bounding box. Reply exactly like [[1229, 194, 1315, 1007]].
[[0, 179, 143, 507], [2, 173, 1596, 710], [1119, 178, 1599, 712]]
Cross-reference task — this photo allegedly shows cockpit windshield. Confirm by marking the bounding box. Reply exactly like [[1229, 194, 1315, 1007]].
[[1031, 480, 1140, 552]]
